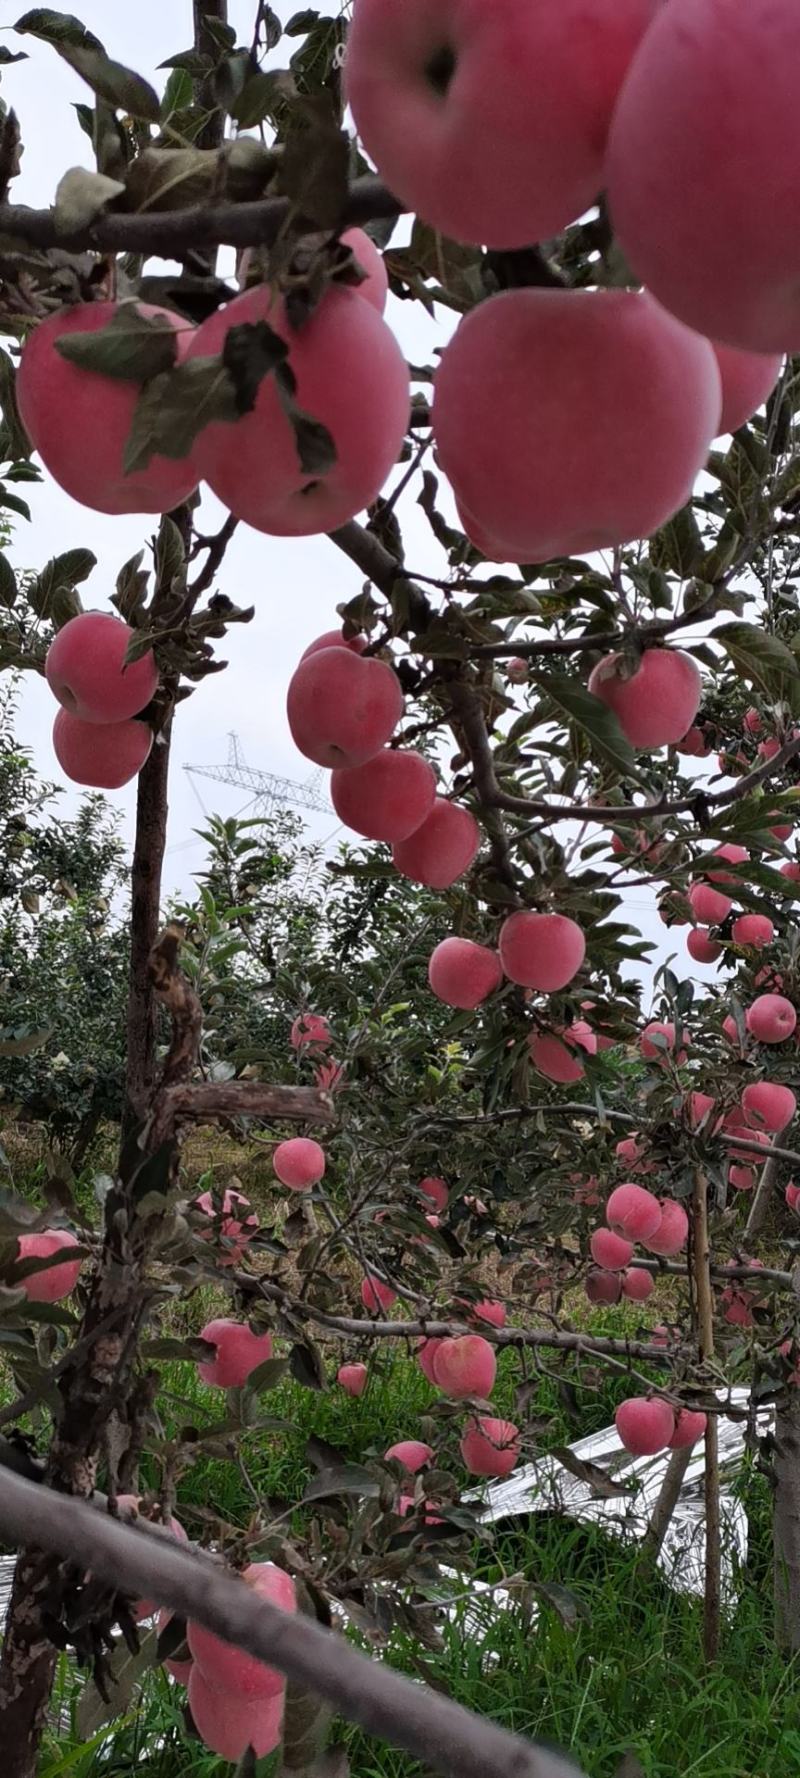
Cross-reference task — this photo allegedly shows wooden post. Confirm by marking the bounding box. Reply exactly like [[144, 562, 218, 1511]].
[[693, 1168, 721, 1662]]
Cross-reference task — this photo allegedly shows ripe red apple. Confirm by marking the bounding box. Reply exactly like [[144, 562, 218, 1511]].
[[417, 1337, 443, 1383], [758, 737, 782, 764], [640, 1021, 687, 1064], [747, 994, 797, 1043], [677, 725, 712, 757], [460, 1415, 520, 1479], [606, 1183, 662, 1242], [53, 709, 152, 789], [506, 658, 529, 685], [17, 301, 199, 514], [187, 284, 409, 535], [606, 0, 800, 352], [432, 1334, 496, 1400], [419, 1176, 449, 1213], [385, 1440, 434, 1472], [622, 1267, 654, 1302], [585, 1268, 623, 1306], [15, 1229, 82, 1303], [589, 649, 702, 751], [706, 844, 750, 883], [712, 343, 783, 435], [346, 0, 658, 250], [728, 1162, 757, 1192], [742, 1081, 796, 1132], [781, 860, 800, 883], [272, 1137, 325, 1191], [471, 1298, 506, 1329], [644, 1199, 688, 1257], [331, 748, 436, 843], [590, 1228, 634, 1271], [188, 1562, 295, 1702], [46, 612, 158, 725], [197, 1318, 273, 1389], [615, 1134, 654, 1174], [499, 911, 585, 992], [287, 647, 404, 768], [668, 1409, 707, 1450], [301, 628, 367, 660], [686, 1090, 716, 1130], [392, 798, 480, 888], [615, 1396, 675, 1457], [188, 1669, 284, 1760], [428, 936, 502, 1009], [721, 1286, 755, 1327], [290, 1012, 331, 1050], [786, 1183, 800, 1213], [361, 1275, 397, 1313], [688, 882, 731, 926], [732, 914, 774, 949], [528, 1032, 586, 1084], [722, 1013, 745, 1047], [433, 289, 720, 561], [687, 928, 723, 964], [337, 1362, 368, 1396]]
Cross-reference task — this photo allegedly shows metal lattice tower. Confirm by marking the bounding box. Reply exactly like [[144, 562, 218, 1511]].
[[184, 733, 330, 819]]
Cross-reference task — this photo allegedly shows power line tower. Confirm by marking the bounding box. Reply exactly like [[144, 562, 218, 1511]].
[[184, 732, 330, 819]]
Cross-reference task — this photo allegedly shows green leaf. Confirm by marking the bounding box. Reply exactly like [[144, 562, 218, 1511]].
[[534, 670, 639, 779], [122, 356, 235, 472], [243, 1356, 289, 1393], [55, 304, 179, 384], [289, 1341, 327, 1391], [15, 10, 104, 51], [0, 48, 28, 63], [154, 514, 185, 590], [302, 1464, 380, 1502], [285, 9, 319, 32], [650, 503, 704, 578], [34, 549, 96, 617], [0, 554, 17, 609], [0, 347, 31, 461], [53, 165, 124, 234], [278, 96, 350, 230], [0, 488, 31, 522], [713, 621, 800, 712]]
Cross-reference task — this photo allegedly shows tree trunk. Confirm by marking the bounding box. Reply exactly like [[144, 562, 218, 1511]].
[[774, 1387, 800, 1650], [692, 1168, 721, 1663], [642, 1446, 692, 1561], [120, 722, 172, 1141]]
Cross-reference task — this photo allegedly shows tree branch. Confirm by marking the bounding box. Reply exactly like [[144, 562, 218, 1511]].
[[0, 178, 402, 259], [0, 1469, 585, 1778]]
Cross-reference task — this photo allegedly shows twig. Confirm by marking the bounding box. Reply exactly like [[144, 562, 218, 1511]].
[[0, 1469, 585, 1778]]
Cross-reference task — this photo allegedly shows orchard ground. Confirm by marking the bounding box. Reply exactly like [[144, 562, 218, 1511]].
[[2, 1128, 795, 1778]]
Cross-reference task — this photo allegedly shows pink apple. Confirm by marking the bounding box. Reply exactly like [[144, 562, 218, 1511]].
[[15, 1229, 83, 1303], [46, 612, 158, 724], [197, 1318, 273, 1389], [590, 1228, 634, 1271], [337, 1362, 368, 1396], [428, 936, 502, 1009], [615, 1397, 675, 1457], [272, 1138, 325, 1191], [499, 911, 585, 992], [287, 646, 404, 769], [53, 709, 152, 789], [433, 289, 720, 561], [606, 1183, 663, 1241], [432, 1334, 496, 1399], [621, 1268, 654, 1302], [188, 1562, 295, 1702], [384, 1440, 434, 1472], [589, 647, 702, 750], [460, 1415, 520, 1479], [746, 994, 797, 1043], [331, 748, 436, 843], [644, 1199, 688, 1257], [712, 342, 783, 435], [742, 1080, 796, 1132], [392, 798, 480, 889], [668, 1409, 707, 1450]]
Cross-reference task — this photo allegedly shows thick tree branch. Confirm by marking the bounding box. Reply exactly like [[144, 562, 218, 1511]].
[[0, 178, 402, 259], [0, 1469, 584, 1778], [150, 1079, 334, 1148]]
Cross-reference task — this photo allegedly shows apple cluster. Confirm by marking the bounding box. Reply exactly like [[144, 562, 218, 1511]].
[[186, 1562, 297, 1760], [44, 611, 158, 789], [615, 1397, 707, 1458], [345, 0, 788, 566], [586, 1181, 688, 1309]]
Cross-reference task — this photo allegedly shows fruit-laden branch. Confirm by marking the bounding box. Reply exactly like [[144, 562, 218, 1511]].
[[0, 177, 402, 258], [236, 1272, 674, 1365], [0, 1468, 585, 1778], [329, 524, 519, 889], [492, 731, 800, 825], [414, 1107, 800, 1174]]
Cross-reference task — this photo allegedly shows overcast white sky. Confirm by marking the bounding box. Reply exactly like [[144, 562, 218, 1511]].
[[5, 0, 712, 996]]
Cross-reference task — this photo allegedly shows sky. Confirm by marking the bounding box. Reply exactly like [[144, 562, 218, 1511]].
[[4, 0, 708, 995]]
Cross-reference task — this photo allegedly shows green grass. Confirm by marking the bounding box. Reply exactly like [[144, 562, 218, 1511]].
[[32, 1315, 800, 1778]]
